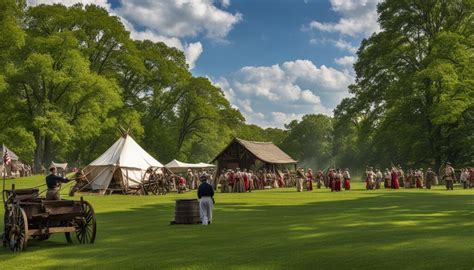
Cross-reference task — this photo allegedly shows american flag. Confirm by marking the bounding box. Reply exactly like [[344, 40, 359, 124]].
[[3, 149, 11, 165]]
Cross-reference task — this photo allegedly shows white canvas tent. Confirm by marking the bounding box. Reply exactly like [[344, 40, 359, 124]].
[[165, 159, 215, 172], [84, 134, 163, 193], [51, 161, 68, 177]]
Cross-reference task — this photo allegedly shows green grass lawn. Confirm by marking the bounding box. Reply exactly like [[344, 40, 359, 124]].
[[0, 175, 472, 270]]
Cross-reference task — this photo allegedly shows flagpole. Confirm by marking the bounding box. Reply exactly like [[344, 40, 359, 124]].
[[2, 145, 6, 204]]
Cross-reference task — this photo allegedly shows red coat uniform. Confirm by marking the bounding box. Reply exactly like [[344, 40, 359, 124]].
[[243, 173, 249, 191], [228, 172, 235, 187]]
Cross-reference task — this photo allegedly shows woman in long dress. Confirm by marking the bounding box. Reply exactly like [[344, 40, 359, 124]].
[[391, 168, 400, 189]]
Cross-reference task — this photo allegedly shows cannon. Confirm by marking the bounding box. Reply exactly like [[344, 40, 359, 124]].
[[2, 184, 96, 252]]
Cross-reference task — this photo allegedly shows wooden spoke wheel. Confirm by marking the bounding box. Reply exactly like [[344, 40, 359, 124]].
[[150, 182, 159, 195], [65, 201, 96, 244], [7, 205, 28, 252]]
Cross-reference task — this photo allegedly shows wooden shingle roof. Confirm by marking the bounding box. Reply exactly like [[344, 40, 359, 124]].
[[212, 138, 297, 164]]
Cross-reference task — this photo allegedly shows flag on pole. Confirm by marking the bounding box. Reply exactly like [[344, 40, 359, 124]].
[[3, 149, 11, 165]]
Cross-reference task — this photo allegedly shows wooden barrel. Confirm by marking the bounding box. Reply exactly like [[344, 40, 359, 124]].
[[172, 199, 201, 224]]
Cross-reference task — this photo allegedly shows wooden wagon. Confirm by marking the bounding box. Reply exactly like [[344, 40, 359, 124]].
[[141, 167, 175, 195], [2, 185, 96, 252]]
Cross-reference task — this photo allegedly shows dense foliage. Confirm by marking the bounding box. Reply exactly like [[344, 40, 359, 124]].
[[333, 0, 473, 171], [0, 0, 471, 172]]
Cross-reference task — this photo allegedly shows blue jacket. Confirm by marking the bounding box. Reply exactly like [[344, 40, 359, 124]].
[[197, 181, 214, 198]]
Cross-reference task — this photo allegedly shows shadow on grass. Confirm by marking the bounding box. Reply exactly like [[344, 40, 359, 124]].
[[0, 191, 473, 270]]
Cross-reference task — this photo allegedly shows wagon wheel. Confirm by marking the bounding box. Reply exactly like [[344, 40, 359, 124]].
[[7, 205, 28, 252], [65, 201, 96, 244]]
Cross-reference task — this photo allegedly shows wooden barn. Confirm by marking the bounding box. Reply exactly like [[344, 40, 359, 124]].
[[212, 138, 297, 176]]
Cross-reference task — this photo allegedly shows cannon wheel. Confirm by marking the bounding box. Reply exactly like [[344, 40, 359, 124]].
[[7, 205, 28, 252], [65, 201, 96, 244], [149, 177, 159, 195]]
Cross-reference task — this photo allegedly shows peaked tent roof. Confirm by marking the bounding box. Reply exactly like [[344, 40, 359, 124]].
[[89, 134, 163, 169], [165, 159, 215, 169], [212, 138, 297, 164]]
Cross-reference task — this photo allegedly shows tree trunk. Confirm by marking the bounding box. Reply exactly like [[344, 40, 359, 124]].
[[34, 131, 43, 174], [43, 135, 52, 170]]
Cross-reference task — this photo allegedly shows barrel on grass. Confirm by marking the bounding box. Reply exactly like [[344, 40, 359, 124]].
[[172, 199, 201, 224]]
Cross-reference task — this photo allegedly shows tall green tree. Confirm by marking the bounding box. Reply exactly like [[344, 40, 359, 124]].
[[281, 114, 333, 168], [335, 0, 474, 170]]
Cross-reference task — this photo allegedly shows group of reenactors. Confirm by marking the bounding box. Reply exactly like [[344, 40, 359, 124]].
[[217, 168, 273, 193], [174, 169, 216, 193], [1, 162, 32, 178], [364, 162, 474, 190], [213, 167, 353, 193]]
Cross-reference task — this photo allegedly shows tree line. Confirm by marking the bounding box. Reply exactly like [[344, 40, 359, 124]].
[[0, 1, 471, 173]]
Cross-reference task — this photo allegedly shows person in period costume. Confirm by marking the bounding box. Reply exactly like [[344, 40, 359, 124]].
[[415, 169, 424, 189], [343, 168, 351, 190], [265, 170, 272, 187], [460, 168, 469, 189], [316, 170, 324, 189], [296, 168, 305, 192], [272, 171, 279, 188], [219, 170, 227, 193], [405, 169, 412, 189], [283, 169, 291, 187], [306, 169, 314, 191], [186, 169, 194, 190], [197, 174, 214, 226], [234, 168, 242, 193], [248, 170, 255, 192], [328, 169, 336, 192], [375, 169, 383, 189], [366, 168, 375, 190], [334, 169, 342, 192], [277, 171, 285, 188], [178, 175, 187, 193], [425, 168, 436, 189], [228, 169, 235, 192], [443, 162, 455, 190], [410, 169, 417, 188], [391, 167, 400, 189], [45, 167, 70, 200], [384, 168, 391, 189], [243, 169, 250, 192], [257, 170, 265, 190], [397, 165, 405, 188]]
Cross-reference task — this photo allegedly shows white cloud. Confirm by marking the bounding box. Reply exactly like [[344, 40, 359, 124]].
[[115, 0, 242, 40], [334, 56, 356, 68], [308, 0, 381, 37], [215, 59, 354, 128], [183, 42, 203, 70], [221, 0, 231, 8], [334, 39, 358, 54]]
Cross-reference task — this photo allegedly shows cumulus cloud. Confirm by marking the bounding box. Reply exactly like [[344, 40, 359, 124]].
[[216, 60, 354, 128], [308, 0, 381, 37], [28, 0, 241, 70], [334, 56, 356, 68], [334, 39, 358, 54], [115, 0, 242, 40]]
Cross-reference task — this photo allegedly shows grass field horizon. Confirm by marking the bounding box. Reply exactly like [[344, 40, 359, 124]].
[[0, 175, 472, 270]]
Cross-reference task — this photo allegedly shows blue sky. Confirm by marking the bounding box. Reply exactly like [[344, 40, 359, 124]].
[[28, 0, 381, 128]]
